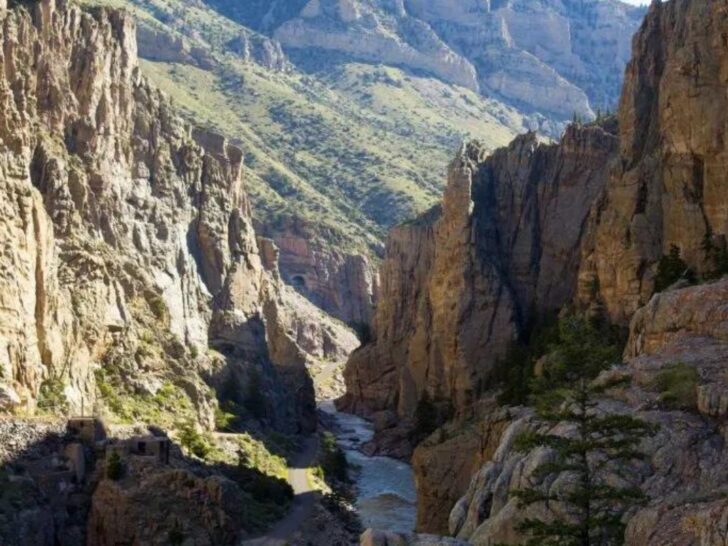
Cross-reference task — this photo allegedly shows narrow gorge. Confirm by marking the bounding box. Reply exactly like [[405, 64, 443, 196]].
[[342, 1, 728, 544], [2, 0, 728, 545]]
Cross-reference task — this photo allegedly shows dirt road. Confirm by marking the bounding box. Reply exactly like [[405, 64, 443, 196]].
[[240, 435, 319, 546]]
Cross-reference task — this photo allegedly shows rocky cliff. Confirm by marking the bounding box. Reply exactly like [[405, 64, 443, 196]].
[[579, 0, 728, 324], [212, 0, 644, 123], [339, 123, 618, 444], [450, 278, 728, 545], [0, 0, 352, 433], [256, 216, 378, 326], [347, 0, 728, 542]]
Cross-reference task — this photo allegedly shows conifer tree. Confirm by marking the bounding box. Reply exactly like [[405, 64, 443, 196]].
[[510, 317, 658, 546]]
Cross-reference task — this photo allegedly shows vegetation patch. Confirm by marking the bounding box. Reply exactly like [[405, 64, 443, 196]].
[[654, 245, 695, 293], [654, 362, 699, 410], [318, 432, 349, 484], [493, 314, 625, 407], [37, 377, 69, 414], [178, 421, 217, 460]]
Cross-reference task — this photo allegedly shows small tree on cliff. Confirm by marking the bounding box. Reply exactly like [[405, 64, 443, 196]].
[[512, 378, 657, 545]]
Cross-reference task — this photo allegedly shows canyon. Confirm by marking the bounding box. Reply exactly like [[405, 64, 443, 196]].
[[2, 0, 728, 545], [340, 0, 728, 544]]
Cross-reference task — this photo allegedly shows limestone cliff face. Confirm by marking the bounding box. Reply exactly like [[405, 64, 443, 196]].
[[450, 279, 728, 545], [340, 124, 618, 436], [233, 0, 644, 121], [579, 0, 728, 324], [369, 1, 728, 541], [0, 0, 346, 432], [256, 216, 377, 326]]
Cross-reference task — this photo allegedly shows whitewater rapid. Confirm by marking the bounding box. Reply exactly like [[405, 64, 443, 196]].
[[319, 401, 416, 532]]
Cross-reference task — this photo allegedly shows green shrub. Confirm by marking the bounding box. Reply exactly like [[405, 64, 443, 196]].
[[655, 363, 699, 410], [493, 315, 623, 407], [145, 291, 168, 322], [178, 423, 215, 459], [214, 406, 236, 432], [37, 377, 69, 414], [106, 451, 123, 480], [655, 245, 695, 293], [530, 315, 622, 395]]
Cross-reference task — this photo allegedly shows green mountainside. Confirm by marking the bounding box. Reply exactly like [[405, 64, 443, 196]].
[[82, 0, 526, 255]]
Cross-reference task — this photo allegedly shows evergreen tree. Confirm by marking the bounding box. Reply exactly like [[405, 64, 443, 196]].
[[512, 378, 657, 546], [654, 245, 694, 293]]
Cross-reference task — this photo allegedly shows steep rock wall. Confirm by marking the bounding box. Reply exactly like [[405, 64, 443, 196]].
[[340, 124, 618, 441], [0, 0, 346, 433], [408, 0, 728, 539], [451, 278, 728, 545], [579, 0, 728, 323]]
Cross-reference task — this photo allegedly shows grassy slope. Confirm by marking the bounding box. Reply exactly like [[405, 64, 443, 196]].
[[83, 0, 525, 254]]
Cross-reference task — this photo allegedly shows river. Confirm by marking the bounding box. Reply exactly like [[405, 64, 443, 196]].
[[319, 401, 417, 533]]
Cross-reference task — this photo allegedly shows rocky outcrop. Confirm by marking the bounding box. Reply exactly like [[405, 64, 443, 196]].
[[87, 463, 250, 546], [340, 123, 618, 439], [343, 0, 728, 542], [273, 0, 480, 91], [227, 0, 644, 121], [136, 24, 215, 69], [411, 405, 512, 534], [258, 217, 377, 326], [579, 0, 728, 324], [225, 30, 289, 71], [451, 279, 728, 545], [0, 0, 347, 434]]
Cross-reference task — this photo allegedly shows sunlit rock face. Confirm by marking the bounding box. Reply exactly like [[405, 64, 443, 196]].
[[339, 122, 618, 437], [341, 0, 728, 540], [224, 0, 644, 121], [579, 0, 728, 324], [0, 0, 354, 432]]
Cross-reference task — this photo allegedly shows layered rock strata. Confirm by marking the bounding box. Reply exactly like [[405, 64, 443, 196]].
[[344, 0, 728, 541], [257, 217, 378, 326]]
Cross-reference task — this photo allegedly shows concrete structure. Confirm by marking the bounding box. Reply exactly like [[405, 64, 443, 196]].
[[67, 417, 107, 444], [105, 436, 171, 466]]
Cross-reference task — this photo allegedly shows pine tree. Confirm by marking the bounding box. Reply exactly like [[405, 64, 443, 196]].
[[654, 245, 694, 293], [511, 378, 657, 546]]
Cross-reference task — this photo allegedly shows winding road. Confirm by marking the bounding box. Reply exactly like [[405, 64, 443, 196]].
[[240, 435, 319, 546]]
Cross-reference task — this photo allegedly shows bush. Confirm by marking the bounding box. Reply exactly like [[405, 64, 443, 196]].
[[106, 451, 123, 480], [37, 377, 69, 414], [493, 315, 623, 406], [655, 362, 699, 410], [145, 291, 168, 323], [214, 406, 236, 432], [178, 423, 215, 459], [655, 245, 695, 293]]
